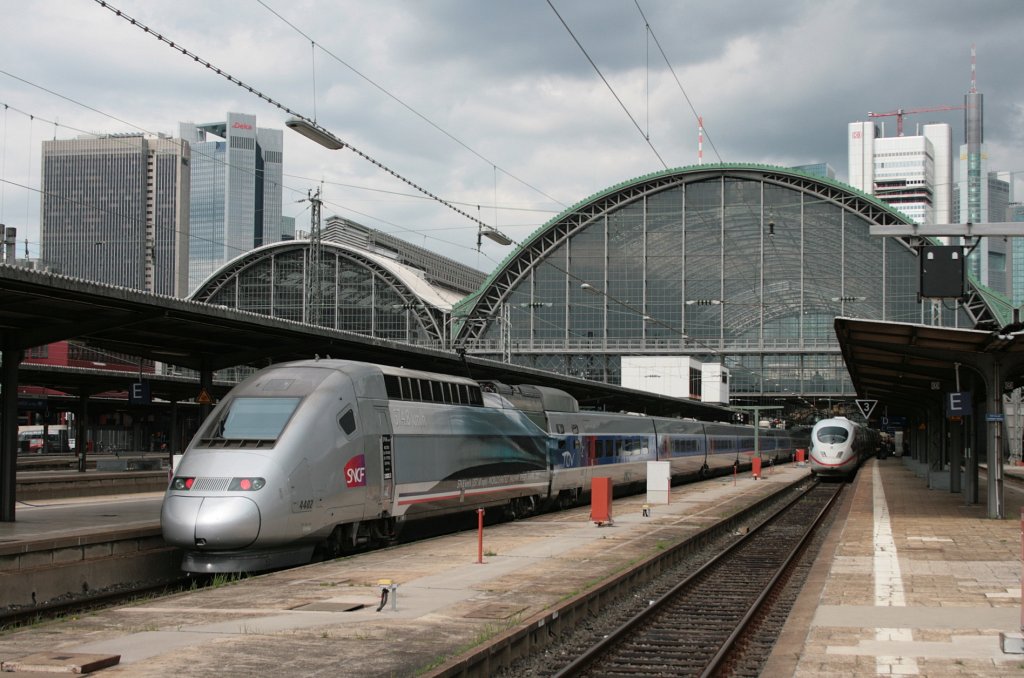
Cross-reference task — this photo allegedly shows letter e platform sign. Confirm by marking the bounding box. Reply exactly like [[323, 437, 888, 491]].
[[129, 381, 151, 405], [946, 391, 971, 417]]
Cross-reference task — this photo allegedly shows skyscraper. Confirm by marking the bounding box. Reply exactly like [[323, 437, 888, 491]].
[[179, 113, 283, 292], [954, 50, 1010, 294], [39, 133, 191, 296], [847, 121, 952, 225], [958, 61, 985, 225]]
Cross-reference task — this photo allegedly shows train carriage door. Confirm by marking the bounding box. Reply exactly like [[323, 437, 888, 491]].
[[375, 408, 395, 511]]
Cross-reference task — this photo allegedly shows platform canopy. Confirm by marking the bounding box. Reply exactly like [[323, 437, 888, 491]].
[[834, 317, 1024, 409]]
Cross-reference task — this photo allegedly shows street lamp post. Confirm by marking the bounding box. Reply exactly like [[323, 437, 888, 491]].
[[498, 301, 553, 362]]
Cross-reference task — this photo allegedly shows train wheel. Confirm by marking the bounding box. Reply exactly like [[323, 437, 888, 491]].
[[314, 525, 347, 561], [370, 516, 399, 544]]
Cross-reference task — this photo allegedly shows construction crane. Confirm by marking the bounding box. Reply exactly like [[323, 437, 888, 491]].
[[867, 105, 963, 137]]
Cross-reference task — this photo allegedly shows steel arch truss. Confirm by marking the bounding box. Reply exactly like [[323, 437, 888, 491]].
[[458, 165, 1002, 345], [459, 172, 688, 344], [191, 243, 446, 344]]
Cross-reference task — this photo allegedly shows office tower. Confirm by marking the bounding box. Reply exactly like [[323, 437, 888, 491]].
[[179, 113, 283, 292], [954, 53, 1012, 293], [1011, 202, 1024, 306], [39, 133, 191, 296], [847, 121, 952, 225]]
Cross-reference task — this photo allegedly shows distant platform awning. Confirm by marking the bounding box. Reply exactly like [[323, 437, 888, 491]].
[[834, 317, 1024, 408]]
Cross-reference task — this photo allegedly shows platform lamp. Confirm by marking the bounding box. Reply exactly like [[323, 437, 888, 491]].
[[285, 118, 345, 150]]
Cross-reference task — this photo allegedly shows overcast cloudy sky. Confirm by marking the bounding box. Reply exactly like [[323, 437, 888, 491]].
[[1, 0, 1022, 269]]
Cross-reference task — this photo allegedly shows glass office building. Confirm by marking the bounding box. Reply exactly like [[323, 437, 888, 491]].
[[180, 113, 284, 294], [39, 134, 191, 296]]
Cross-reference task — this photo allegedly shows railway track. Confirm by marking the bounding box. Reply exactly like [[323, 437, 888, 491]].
[[550, 480, 842, 678]]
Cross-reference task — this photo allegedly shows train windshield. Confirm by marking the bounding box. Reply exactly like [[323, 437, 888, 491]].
[[815, 426, 849, 444], [219, 397, 300, 440]]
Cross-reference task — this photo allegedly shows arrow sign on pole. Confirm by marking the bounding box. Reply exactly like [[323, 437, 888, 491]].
[[855, 399, 878, 420]]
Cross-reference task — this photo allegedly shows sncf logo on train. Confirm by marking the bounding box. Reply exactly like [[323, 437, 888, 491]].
[[345, 454, 367, 487]]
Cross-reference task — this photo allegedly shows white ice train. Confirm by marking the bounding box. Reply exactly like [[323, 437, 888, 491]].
[[161, 359, 807, 573], [808, 416, 880, 479]]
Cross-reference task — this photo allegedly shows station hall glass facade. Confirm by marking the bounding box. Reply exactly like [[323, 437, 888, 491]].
[[454, 164, 999, 402], [190, 164, 1004, 405], [190, 241, 459, 346]]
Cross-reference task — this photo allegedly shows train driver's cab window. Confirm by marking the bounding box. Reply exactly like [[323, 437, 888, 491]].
[[218, 397, 300, 440], [816, 426, 849, 444]]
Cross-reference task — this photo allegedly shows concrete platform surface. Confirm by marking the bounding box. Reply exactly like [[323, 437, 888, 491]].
[[765, 458, 1024, 677], [0, 464, 802, 676], [0, 459, 1021, 677]]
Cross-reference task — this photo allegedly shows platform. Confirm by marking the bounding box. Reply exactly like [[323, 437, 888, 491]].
[[765, 458, 1024, 676], [0, 460, 1020, 677]]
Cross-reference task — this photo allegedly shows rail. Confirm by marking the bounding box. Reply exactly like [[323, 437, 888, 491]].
[[551, 480, 841, 677]]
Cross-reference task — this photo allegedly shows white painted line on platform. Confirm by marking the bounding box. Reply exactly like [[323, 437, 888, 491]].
[[873, 463, 919, 675]]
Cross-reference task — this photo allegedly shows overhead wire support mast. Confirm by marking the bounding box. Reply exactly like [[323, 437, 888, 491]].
[[92, 0, 513, 245], [304, 187, 323, 326]]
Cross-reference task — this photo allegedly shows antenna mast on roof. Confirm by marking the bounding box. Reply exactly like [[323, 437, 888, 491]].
[[970, 43, 977, 94], [698, 116, 704, 165]]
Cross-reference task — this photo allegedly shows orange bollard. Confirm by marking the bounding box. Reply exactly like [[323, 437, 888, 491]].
[[752, 456, 762, 480], [796, 448, 806, 465], [591, 477, 613, 526]]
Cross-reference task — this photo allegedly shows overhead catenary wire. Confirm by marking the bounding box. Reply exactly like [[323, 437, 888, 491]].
[[633, 0, 724, 164], [91, 0, 506, 238], [254, 0, 567, 211], [58, 1, 719, 263], [546, 0, 668, 170], [0, 94, 525, 263]]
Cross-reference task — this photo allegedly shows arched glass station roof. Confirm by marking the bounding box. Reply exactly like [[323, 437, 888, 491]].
[[189, 163, 1007, 404], [191, 241, 462, 346], [453, 163, 1006, 401]]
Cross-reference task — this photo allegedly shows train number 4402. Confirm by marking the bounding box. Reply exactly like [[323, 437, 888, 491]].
[[294, 499, 313, 512]]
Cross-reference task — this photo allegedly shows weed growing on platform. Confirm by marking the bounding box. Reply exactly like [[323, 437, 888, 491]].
[[416, 616, 524, 675]]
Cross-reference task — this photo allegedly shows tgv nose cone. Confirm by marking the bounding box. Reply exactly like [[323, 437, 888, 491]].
[[162, 495, 260, 549]]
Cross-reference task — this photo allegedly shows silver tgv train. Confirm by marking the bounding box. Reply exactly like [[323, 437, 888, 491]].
[[162, 359, 807, 573], [808, 416, 880, 479]]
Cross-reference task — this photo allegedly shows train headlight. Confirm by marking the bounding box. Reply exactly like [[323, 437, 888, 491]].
[[171, 476, 195, 491], [228, 477, 266, 491]]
